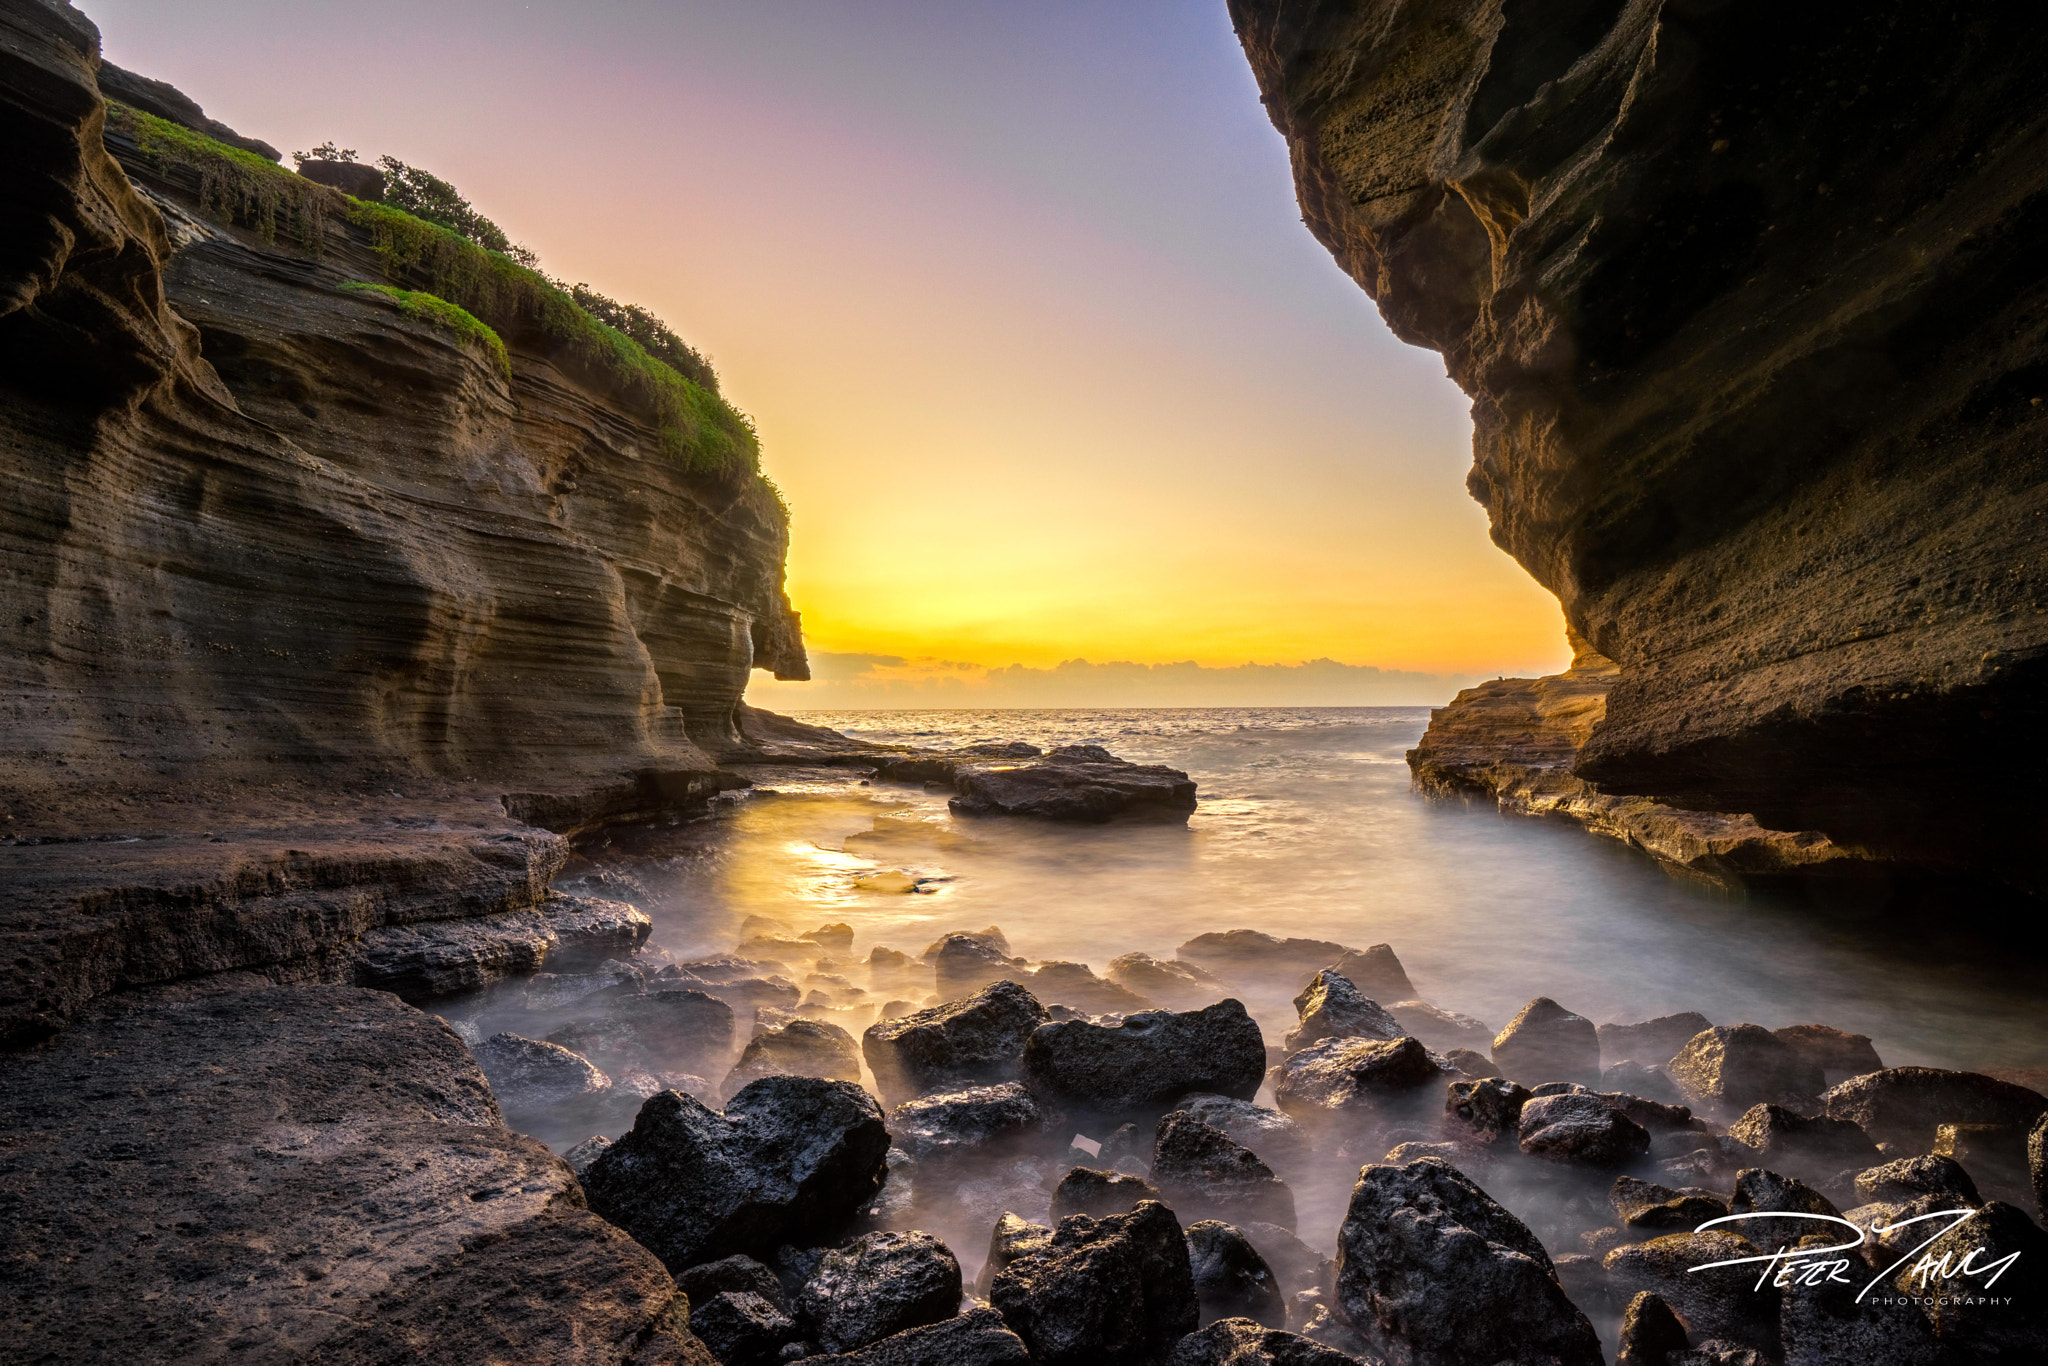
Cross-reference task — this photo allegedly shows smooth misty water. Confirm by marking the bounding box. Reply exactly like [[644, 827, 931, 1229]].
[[588, 707, 2046, 1076]]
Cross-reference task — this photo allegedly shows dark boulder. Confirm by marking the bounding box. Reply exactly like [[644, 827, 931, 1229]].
[[1600, 1061, 1684, 1106], [1933, 1122, 2034, 1206], [785, 1306, 1029, 1365], [1822, 1067, 2048, 1151], [1604, 1233, 1778, 1355], [1153, 1111, 1297, 1231], [1165, 1318, 1363, 1365], [1490, 997, 1601, 1088], [1272, 1037, 1449, 1121], [888, 1083, 1048, 1165], [582, 1077, 889, 1270], [1771, 1025, 1883, 1084], [1030, 961, 1156, 1015], [1284, 970, 1401, 1053], [1238, 1222, 1332, 1298], [1616, 1291, 1689, 1366], [1323, 945, 1416, 1006], [725, 1019, 863, 1095], [693, 1291, 799, 1366], [1597, 1013, 1715, 1070], [1667, 1026, 1823, 1116], [2031, 1112, 2048, 1218], [1726, 1104, 1878, 1187], [1334, 1157, 1602, 1366], [1441, 1048, 1499, 1079], [979, 1213, 1054, 1296], [1517, 1092, 1651, 1167], [1384, 1000, 1493, 1054], [863, 981, 1048, 1107], [678, 1254, 789, 1312], [949, 749, 1198, 823], [921, 927, 1012, 960], [1185, 1221, 1286, 1329], [1852, 1153, 1981, 1205], [473, 1032, 611, 1111], [1443, 1077, 1531, 1146], [1051, 1166, 1161, 1221], [1898, 1200, 2048, 1358], [1105, 953, 1227, 1011], [987, 1200, 1198, 1366], [1022, 1001, 1267, 1115], [794, 1231, 962, 1355], [1777, 1233, 1945, 1366], [930, 935, 1023, 1001]]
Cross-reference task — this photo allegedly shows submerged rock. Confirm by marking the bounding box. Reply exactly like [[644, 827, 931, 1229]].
[[1051, 1166, 1161, 1221], [888, 1083, 1048, 1165], [1284, 970, 1401, 1053], [1822, 1067, 2048, 1151], [473, 1032, 611, 1111], [1029, 961, 1156, 1015], [1174, 1094, 1313, 1177], [794, 1231, 962, 1355], [1105, 953, 1227, 1011], [1184, 1221, 1285, 1330], [1152, 1111, 1297, 1231], [1771, 1024, 1884, 1083], [949, 748, 1198, 823], [1491, 998, 1601, 1088], [547, 988, 736, 1075], [1385, 1000, 1493, 1053], [1661, 1025, 1820, 1117], [724, 1019, 864, 1095], [863, 981, 1049, 1107], [1518, 1092, 1651, 1167], [1335, 1158, 1602, 1366], [1597, 1013, 1715, 1070], [582, 1076, 889, 1270], [987, 1201, 1197, 1366], [1273, 1036, 1450, 1120], [1021, 1001, 1267, 1115]]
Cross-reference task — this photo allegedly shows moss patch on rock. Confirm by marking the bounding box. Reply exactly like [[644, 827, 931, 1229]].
[[337, 282, 510, 380]]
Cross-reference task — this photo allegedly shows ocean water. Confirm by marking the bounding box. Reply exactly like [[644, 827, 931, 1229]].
[[583, 706, 2046, 1077]]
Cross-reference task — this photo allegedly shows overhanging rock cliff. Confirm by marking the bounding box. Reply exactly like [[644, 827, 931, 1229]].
[[1231, 0, 2048, 893]]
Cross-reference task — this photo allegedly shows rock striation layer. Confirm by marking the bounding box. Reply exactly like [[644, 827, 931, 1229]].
[[1231, 0, 2048, 894]]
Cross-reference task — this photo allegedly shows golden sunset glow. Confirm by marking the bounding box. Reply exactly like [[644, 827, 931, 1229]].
[[84, 0, 1569, 696]]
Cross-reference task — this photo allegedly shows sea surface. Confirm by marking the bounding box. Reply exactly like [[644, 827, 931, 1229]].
[[585, 706, 2046, 1075]]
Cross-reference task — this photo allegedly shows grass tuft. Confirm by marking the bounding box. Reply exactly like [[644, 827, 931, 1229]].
[[338, 281, 511, 380], [107, 102, 330, 248]]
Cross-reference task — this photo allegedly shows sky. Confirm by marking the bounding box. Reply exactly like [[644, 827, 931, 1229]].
[[82, 0, 1568, 706]]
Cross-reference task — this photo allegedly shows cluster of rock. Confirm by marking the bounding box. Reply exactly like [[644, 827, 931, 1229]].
[[476, 920, 2048, 1364]]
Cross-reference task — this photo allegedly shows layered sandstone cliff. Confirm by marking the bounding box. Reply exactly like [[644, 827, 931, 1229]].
[[1231, 0, 2048, 893]]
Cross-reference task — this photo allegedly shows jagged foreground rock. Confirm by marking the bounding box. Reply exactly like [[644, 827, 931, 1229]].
[[1229, 0, 2048, 894], [0, 984, 713, 1362]]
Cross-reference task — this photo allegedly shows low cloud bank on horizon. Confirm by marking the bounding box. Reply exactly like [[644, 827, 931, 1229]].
[[745, 651, 1487, 710]]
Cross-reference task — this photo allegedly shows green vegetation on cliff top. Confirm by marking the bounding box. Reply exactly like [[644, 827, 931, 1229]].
[[337, 282, 510, 380], [105, 103, 768, 488]]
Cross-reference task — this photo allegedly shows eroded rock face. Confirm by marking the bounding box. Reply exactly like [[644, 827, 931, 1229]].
[[1230, 0, 2048, 892], [1022, 1001, 1267, 1116], [581, 1076, 889, 1270], [987, 1201, 1198, 1366], [794, 1231, 963, 1355], [863, 981, 1049, 1107], [0, 984, 710, 1364], [1335, 1158, 1601, 1366]]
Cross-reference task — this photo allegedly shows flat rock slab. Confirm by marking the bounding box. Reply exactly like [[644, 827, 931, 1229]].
[[875, 745, 1197, 823], [0, 982, 706, 1363]]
